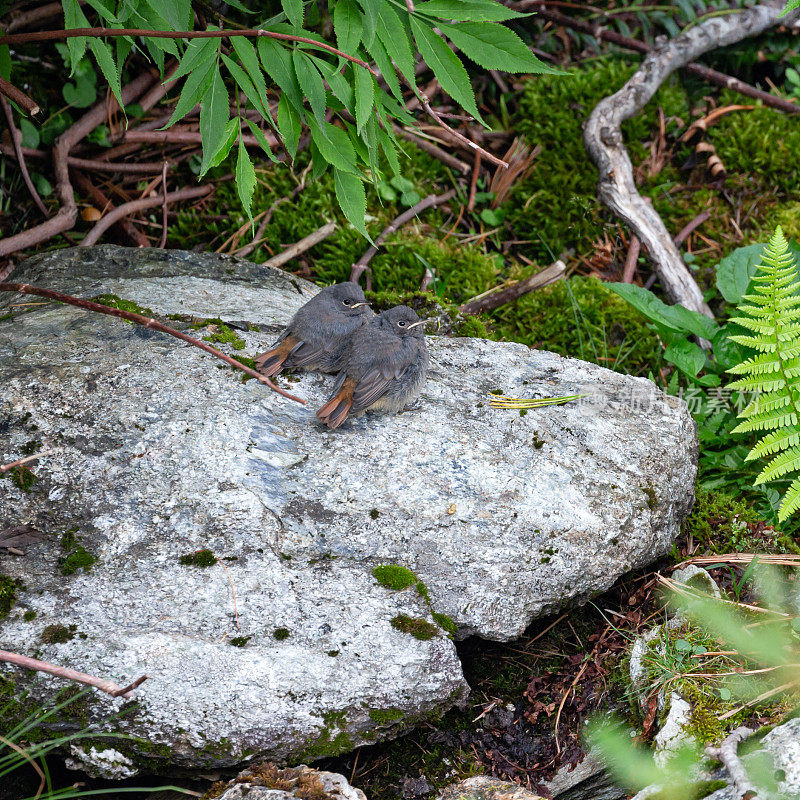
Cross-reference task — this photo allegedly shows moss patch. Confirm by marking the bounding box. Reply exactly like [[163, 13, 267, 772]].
[[391, 614, 439, 641], [41, 623, 77, 644], [230, 636, 251, 647], [58, 545, 96, 576], [90, 294, 154, 317], [368, 707, 405, 725], [179, 549, 217, 567], [201, 320, 246, 350], [685, 487, 762, 554], [273, 627, 290, 640], [0, 575, 22, 619], [2, 465, 37, 491], [372, 564, 418, 591]]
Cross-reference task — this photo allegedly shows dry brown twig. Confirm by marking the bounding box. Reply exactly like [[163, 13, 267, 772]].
[[350, 189, 457, 288], [704, 727, 757, 798], [158, 161, 169, 248], [0, 649, 147, 698], [264, 222, 337, 269], [460, 260, 566, 315], [0, 74, 39, 115], [0, 451, 58, 473], [0, 283, 306, 403], [622, 235, 641, 283]]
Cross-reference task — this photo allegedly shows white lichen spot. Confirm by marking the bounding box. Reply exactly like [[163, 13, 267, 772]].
[[65, 745, 138, 779]]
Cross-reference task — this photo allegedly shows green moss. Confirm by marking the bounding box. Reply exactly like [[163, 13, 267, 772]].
[[58, 545, 96, 576], [273, 627, 290, 640], [0, 575, 22, 619], [3, 465, 37, 491], [642, 485, 657, 511], [295, 710, 354, 761], [19, 439, 42, 455], [686, 487, 761, 554], [391, 614, 439, 641], [60, 527, 79, 550], [372, 564, 418, 591], [432, 612, 458, 637], [491, 275, 663, 376], [179, 549, 217, 567], [41, 624, 77, 644], [202, 321, 246, 350], [368, 707, 405, 724], [23, 609, 37, 621], [369, 509, 380, 520], [90, 294, 153, 317], [230, 636, 251, 647]]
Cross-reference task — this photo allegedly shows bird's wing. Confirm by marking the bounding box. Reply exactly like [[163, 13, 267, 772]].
[[351, 347, 410, 412]]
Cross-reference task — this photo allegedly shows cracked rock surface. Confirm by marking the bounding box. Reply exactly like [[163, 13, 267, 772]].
[[0, 247, 697, 772]]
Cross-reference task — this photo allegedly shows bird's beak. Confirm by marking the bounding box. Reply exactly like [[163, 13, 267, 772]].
[[352, 302, 369, 308], [407, 319, 432, 329]]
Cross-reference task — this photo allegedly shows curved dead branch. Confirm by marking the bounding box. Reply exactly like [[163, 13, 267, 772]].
[[583, 2, 799, 317]]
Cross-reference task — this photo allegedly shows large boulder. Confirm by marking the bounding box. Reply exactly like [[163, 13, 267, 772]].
[[0, 247, 697, 773]]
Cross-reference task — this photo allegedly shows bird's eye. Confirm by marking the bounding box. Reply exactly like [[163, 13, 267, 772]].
[[343, 298, 353, 305], [398, 320, 407, 327]]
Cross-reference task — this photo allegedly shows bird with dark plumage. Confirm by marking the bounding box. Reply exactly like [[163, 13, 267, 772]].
[[254, 283, 372, 377], [316, 305, 430, 429]]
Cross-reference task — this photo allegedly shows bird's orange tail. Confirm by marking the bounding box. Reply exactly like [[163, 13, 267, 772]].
[[254, 336, 298, 377], [316, 377, 356, 429]]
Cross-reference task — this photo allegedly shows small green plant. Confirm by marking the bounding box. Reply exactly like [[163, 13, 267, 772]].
[[727, 228, 800, 522]]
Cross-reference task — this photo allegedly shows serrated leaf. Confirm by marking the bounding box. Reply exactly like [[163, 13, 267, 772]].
[[308, 136, 329, 179], [363, 114, 380, 179], [89, 39, 123, 107], [415, 0, 529, 22], [231, 37, 272, 118], [378, 122, 401, 175], [137, 4, 180, 56], [236, 134, 257, 223], [163, 54, 215, 128], [199, 66, 230, 177], [277, 93, 301, 158], [410, 17, 482, 123], [204, 117, 239, 170], [376, 3, 415, 84], [293, 50, 326, 124], [225, 0, 255, 12], [307, 117, 357, 172], [283, 0, 304, 28], [363, 34, 402, 102], [440, 21, 559, 74], [334, 0, 363, 54], [313, 56, 354, 112], [334, 167, 368, 238], [171, 36, 218, 83], [63, 0, 91, 74], [358, 0, 378, 47], [258, 36, 303, 110], [83, 0, 118, 23], [144, 0, 190, 31], [222, 53, 270, 121], [354, 67, 375, 133], [245, 118, 279, 162]]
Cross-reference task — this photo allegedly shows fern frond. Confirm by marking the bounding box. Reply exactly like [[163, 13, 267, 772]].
[[728, 226, 800, 521], [779, 477, 800, 522]]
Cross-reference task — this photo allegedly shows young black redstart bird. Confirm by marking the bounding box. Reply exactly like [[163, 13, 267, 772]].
[[316, 305, 430, 429], [255, 283, 371, 377]]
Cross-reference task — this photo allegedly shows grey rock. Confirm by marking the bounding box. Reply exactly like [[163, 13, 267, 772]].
[[0, 246, 698, 771], [212, 763, 367, 800], [438, 776, 545, 800], [542, 748, 625, 800]]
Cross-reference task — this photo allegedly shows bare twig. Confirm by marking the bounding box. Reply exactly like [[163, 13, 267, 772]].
[[80, 185, 212, 247], [674, 210, 711, 247], [120, 129, 271, 148], [0, 70, 155, 259], [467, 147, 481, 213], [459, 260, 566, 315], [0, 262, 14, 281], [158, 161, 169, 249], [234, 179, 308, 258], [0, 649, 147, 699], [0, 28, 379, 78], [704, 727, 756, 800], [622, 235, 640, 283], [67, 156, 171, 174], [1, 451, 57, 473], [405, 0, 416, 11], [350, 189, 457, 285], [0, 283, 306, 404], [0, 75, 39, 115], [391, 125, 470, 174], [264, 222, 337, 268], [0, 95, 49, 217]]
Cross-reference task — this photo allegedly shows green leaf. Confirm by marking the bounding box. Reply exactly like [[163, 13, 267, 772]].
[[283, 0, 304, 28], [231, 37, 272, 118], [780, 0, 800, 15], [89, 39, 123, 107], [199, 66, 230, 177], [674, 638, 691, 652], [144, 0, 191, 30], [410, 17, 482, 123], [358, 0, 378, 47], [164, 54, 215, 128], [307, 117, 357, 172], [0, 45, 11, 80], [171, 36, 218, 83], [276, 93, 301, 158], [204, 117, 239, 171], [378, 118, 401, 175], [363, 34, 402, 102], [246, 118, 279, 162], [353, 69, 375, 134], [236, 133, 257, 223], [221, 53, 269, 120], [415, 0, 530, 22], [293, 51, 327, 125], [715, 243, 767, 304], [665, 339, 707, 379], [32, 173, 53, 196], [334, 0, 363, 54], [440, 21, 559, 74], [62, 0, 91, 73], [225, 0, 255, 12], [607, 283, 718, 341], [19, 118, 40, 149], [258, 36, 303, 109], [376, 3, 416, 84], [313, 56, 354, 112], [63, 73, 97, 108], [83, 0, 118, 23], [334, 168, 368, 238]]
